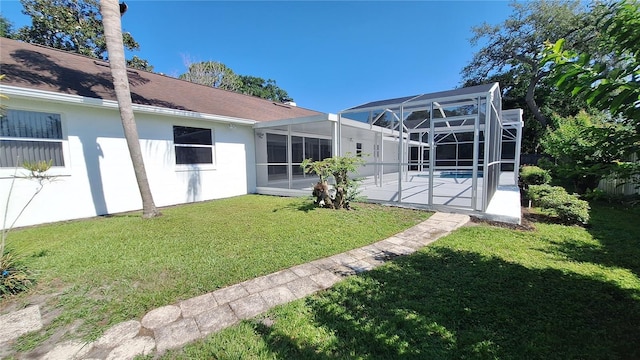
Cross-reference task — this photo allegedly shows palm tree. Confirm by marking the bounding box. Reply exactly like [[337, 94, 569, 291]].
[[99, 0, 160, 218]]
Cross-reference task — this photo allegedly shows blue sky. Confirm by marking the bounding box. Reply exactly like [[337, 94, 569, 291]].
[[1, 1, 514, 113]]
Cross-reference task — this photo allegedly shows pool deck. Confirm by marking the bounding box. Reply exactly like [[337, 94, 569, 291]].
[[257, 171, 522, 224]]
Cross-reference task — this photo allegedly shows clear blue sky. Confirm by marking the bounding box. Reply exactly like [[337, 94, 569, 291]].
[[1, 1, 514, 113]]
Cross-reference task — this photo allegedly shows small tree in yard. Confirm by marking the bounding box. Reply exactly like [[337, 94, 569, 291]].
[[1, 160, 56, 296], [301, 154, 365, 210], [540, 111, 634, 194]]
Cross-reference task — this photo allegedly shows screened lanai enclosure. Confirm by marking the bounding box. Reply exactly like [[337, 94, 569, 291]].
[[255, 83, 524, 223]]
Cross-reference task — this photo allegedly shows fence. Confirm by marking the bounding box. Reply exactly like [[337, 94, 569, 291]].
[[597, 153, 639, 195]]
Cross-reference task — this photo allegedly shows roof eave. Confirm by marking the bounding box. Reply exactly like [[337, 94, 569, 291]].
[[252, 113, 338, 129], [0, 85, 257, 126]]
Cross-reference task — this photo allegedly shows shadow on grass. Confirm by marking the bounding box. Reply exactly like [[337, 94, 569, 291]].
[[270, 198, 318, 213], [258, 247, 640, 359], [551, 203, 640, 279]]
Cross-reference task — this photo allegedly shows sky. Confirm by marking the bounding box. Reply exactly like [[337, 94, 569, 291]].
[[0, 1, 514, 114]]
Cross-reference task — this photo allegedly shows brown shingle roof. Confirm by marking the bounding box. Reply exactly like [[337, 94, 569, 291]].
[[0, 37, 323, 122]]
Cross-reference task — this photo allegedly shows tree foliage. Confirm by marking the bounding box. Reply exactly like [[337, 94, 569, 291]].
[[14, 0, 152, 67], [462, 1, 603, 152], [179, 61, 293, 102], [126, 55, 154, 72], [238, 75, 292, 103], [301, 154, 365, 209], [179, 61, 241, 91], [543, 1, 640, 132], [0, 14, 15, 38], [540, 111, 636, 194]]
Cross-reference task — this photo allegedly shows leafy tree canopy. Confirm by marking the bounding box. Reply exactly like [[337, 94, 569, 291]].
[[238, 75, 292, 103], [543, 0, 639, 131], [541, 0, 639, 186], [179, 61, 241, 91], [462, 0, 605, 152], [13, 0, 152, 68], [126, 55, 154, 72], [540, 111, 637, 194], [179, 61, 294, 103], [0, 14, 15, 38]]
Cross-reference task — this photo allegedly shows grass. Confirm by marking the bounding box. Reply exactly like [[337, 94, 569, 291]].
[[159, 202, 640, 360], [0, 194, 431, 351]]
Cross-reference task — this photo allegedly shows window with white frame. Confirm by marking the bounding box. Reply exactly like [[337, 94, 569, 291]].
[[0, 109, 65, 168], [173, 125, 214, 165]]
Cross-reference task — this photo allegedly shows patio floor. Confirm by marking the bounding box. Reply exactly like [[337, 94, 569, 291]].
[[256, 171, 522, 224]]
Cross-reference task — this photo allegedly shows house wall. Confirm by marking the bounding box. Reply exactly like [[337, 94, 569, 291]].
[[0, 97, 256, 229], [340, 135, 399, 177]]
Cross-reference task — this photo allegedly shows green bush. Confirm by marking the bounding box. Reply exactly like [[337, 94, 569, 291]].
[[1, 251, 35, 297], [527, 184, 564, 203], [519, 165, 551, 188], [527, 184, 590, 224]]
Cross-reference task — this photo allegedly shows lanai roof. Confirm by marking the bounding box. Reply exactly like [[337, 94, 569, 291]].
[[0, 38, 322, 122], [342, 83, 498, 113]]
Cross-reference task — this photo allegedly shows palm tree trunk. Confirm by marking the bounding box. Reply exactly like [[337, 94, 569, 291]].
[[99, 0, 160, 218]]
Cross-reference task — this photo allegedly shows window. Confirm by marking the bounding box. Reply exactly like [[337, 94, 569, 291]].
[[173, 126, 214, 165], [0, 109, 64, 168], [264, 133, 332, 182]]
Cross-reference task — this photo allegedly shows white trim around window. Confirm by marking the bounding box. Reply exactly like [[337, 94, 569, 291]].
[[0, 108, 71, 178], [173, 125, 216, 171]]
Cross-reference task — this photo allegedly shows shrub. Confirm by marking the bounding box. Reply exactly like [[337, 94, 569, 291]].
[[519, 165, 551, 188], [0, 250, 35, 297], [301, 154, 366, 209], [527, 184, 590, 224], [527, 184, 565, 203]]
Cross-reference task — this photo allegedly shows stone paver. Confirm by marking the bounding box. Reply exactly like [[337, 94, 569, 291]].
[[260, 285, 297, 307], [105, 336, 155, 360], [0, 305, 43, 344], [286, 277, 323, 298], [154, 318, 201, 354], [309, 270, 342, 289], [266, 269, 299, 285], [179, 293, 217, 318], [213, 283, 249, 305], [290, 262, 321, 277], [1, 212, 470, 360], [242, 276, 276, 294], [346, 248, 372, 260], [94, 320, 141, 348], [42, 340, 93, 360], [309, 257, 338, 270], [349, 259, 376, 273], [329, 252, 359, 265], [229, 293, 270, 319], [195, 304, 239, 335], [141, 305, 181, 330]]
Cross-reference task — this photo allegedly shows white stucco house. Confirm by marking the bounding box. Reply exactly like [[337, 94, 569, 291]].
[[1, 38, 523, 229]]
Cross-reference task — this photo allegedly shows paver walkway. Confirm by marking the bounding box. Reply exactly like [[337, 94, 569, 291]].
[[0, 212, 469, 359]]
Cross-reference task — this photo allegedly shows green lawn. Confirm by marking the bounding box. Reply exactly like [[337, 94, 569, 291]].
[[160, 202, 640, 360], [1, 195, 430, 351]]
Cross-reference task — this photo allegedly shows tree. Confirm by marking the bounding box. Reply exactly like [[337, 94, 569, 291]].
[[301, 154, 365, 210], [179, 60, 241, 91], [462, 1, 601, 130], [238, 75, 292, 103], [0, 14, 15, 38], [179, 60, 294, 103], [16, 0, 152, 66], [542, 1, 639, 186], [540, 111, 635, 194], [127, 55, 154, 72], [543, 1, 639, 133], [100, 0, 160, 218]]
